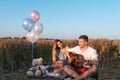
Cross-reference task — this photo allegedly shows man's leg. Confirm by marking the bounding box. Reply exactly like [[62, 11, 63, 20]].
[[63, 65, 79, 78], [73, 65, 97, 80]]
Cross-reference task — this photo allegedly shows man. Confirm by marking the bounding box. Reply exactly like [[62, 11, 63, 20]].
[[64, 35, 98, 80]]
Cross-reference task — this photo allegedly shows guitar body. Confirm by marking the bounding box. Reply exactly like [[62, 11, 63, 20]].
[[69, 52, 85, 68], [69, 52, 89, 74]]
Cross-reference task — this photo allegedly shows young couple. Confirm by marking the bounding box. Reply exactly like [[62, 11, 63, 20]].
[[51, 35, 98, 80]]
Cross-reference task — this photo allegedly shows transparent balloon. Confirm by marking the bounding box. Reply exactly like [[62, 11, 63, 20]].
[[30, 10, 40, 23], [32, 23, 44, 34], [23, 18, 34, 32], [26, 31, 39, 43]]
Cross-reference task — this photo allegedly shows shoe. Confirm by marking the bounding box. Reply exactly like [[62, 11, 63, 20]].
[[46, 72, 61, 77], [63, 77, 72, 80]]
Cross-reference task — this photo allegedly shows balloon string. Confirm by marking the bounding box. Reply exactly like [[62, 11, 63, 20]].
[[31, 43, 35, 79], [32, 43, 35, 64], [32, 43, 34, 78]]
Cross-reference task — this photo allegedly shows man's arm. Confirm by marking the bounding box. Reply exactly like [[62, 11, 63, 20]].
[[90, 59, 99, 65]]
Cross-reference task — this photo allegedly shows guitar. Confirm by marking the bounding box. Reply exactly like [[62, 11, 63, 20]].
[[69, 52, 86, 68]]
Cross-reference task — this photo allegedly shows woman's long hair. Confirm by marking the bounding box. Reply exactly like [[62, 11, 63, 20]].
[[52, 39, 66, 62]]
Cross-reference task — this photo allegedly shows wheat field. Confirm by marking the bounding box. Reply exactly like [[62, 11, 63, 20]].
[[0, 37, 120, 80]]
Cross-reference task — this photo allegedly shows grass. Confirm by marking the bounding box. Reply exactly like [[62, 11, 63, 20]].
[[0, 37, 120, 80]]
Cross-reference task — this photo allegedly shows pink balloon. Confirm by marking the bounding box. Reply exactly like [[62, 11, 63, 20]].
[[30, 10, 40, 23]]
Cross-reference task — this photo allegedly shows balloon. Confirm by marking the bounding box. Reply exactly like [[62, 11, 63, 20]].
[[26, 31, 39, 43], [32, 23, 44, 34], [30, 10, 40, 23], [23, 18, 34, 32]]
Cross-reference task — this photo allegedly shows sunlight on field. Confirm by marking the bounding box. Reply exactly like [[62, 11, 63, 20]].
[[0, 37, 120, 80]]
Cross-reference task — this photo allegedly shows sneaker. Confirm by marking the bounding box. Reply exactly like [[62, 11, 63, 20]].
[[46, 72, 61, 77], [87, 77, 96, 80], [63, 77, 72, 80]]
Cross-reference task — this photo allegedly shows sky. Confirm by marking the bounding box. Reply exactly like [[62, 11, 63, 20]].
[[0, 0, 120, 40]]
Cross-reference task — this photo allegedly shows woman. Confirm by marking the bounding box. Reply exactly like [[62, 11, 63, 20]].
[[52, 39, 71, 64], [46, 39, 71, 77]]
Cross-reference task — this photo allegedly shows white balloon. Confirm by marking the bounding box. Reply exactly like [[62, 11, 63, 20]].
[[26, 31, 39, 43], [33, 23, 44, 33]]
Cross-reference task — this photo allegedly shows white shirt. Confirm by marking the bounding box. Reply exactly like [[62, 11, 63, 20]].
[[67, 46, 98, 60]]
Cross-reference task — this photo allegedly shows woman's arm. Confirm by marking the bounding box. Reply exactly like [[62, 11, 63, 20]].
[[52, 50, 57, 63], [65, 49, 72, 64]]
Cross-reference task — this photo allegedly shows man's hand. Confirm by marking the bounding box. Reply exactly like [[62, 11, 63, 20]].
[[90, 60, 98, 65]]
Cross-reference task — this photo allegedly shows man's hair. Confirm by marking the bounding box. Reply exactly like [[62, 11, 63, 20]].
[[79, 35, 88, 42]]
